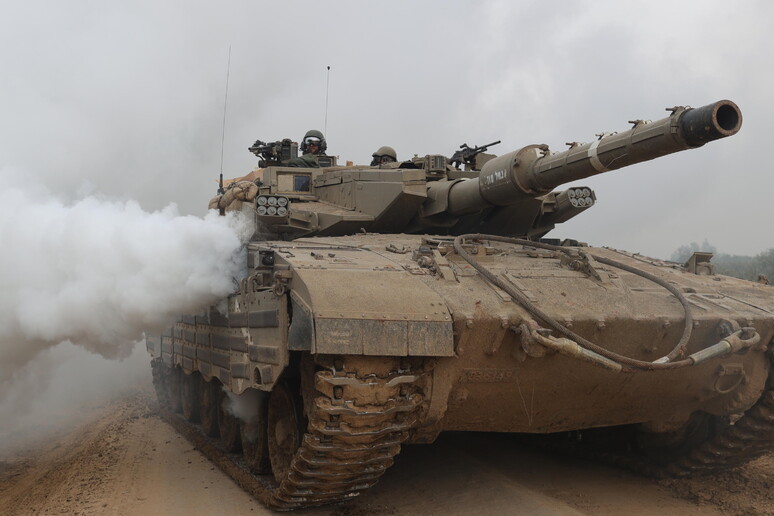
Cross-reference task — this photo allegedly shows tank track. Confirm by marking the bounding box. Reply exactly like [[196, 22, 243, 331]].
[[151, 359, 425, 511], [538, 349, 774, 478]]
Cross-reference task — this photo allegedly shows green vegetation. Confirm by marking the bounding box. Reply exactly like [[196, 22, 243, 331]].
[[670, 240, 774, 282]]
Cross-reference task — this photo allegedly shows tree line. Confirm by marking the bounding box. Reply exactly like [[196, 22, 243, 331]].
[[670, 240, 774, 282]]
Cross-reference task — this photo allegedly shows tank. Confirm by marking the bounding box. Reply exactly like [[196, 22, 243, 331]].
[[147, 100, 774, 510]]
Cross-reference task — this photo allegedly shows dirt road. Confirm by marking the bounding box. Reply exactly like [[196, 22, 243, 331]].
[[1, 389, 772, 516]]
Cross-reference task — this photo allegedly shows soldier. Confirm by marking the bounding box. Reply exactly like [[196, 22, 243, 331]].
[[370, 146, 397, 166], [287, 129, 328, 168]]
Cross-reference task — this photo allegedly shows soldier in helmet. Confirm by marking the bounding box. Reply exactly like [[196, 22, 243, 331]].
[[287, 129, 328, 168], [370, 146, 397, 166]]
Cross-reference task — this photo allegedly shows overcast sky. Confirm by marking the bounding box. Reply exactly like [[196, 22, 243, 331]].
[[1, 0, 772, 259]]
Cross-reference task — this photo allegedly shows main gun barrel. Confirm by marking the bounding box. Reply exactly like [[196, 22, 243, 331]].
[[444, 100, 742, 214]]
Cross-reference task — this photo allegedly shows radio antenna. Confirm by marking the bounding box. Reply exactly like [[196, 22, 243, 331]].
[[218, 45, 232, 200], [324, 65, 331, 135]]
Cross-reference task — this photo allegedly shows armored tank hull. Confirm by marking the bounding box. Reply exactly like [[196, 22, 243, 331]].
[[148, 100, 774, 509], [148, 232, 773, 508]]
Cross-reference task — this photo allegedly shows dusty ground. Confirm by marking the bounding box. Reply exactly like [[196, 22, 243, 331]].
[[0, 389, 772, 516]]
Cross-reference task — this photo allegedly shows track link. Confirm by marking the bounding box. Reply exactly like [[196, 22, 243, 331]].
[[152, 359, 425, 511], [663, 390, 774, 477]]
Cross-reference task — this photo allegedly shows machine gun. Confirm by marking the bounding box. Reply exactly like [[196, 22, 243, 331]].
[[248, 138, 298, 167], [449, 140, 501, 170]]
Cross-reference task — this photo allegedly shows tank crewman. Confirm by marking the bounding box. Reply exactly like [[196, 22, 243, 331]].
[[370, 146, 397, 166], [287, 129, 328, 168]]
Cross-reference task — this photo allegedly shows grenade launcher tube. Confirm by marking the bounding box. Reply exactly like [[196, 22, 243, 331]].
[[445, 100, 742, 215]]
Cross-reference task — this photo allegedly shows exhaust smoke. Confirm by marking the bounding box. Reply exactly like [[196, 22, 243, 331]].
[[0, 171, 253, 442]]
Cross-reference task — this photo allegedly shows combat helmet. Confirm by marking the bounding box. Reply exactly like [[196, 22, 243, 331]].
[[372, 146, 397, 160], [370, 145, 397, 166], [301, 129, 327, 154]]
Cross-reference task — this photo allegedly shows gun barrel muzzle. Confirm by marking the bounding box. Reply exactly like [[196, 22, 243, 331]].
[[679, 99, 742, 147]]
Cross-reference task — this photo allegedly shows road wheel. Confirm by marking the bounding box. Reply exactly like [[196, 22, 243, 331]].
[[165, 367, 182, 413], [267, 382, 305, 483], [634, 413, 721, 466], [151, 360, 169, 407], [240, 390, 271, 474], [218, 389, 242, 453], [181, 372, 200, 422], [200, 378, 221, 437]]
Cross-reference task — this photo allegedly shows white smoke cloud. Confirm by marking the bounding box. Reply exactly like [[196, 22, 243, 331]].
[[0, 170, 252, 390]]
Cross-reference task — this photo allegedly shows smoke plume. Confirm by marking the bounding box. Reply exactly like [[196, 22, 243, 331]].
[[0, 171, 252, 393]]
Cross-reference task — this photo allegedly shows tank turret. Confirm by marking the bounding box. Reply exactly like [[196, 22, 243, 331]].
[[218, 100, 741, 241]]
